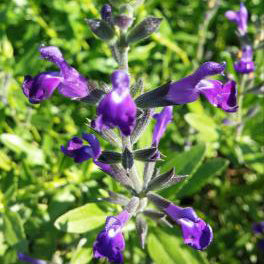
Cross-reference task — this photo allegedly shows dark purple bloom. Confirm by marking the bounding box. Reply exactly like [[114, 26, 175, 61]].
[[17, 253, 47, 264], [196, 79, 238, 112], [253, 222, 264, 234], [225, 3, 248, 36], [23, 46, 89, 103], [94, 160, 114, 175], [93, 210, 131, 263], [61, 133, 100, 163], [152, 106, 173, 147], [234, 45, 255, 74], [22, 72, 62, 104], [164, 62, 236, 112], [101, 4, 112, 21], [164, 204, 213, 250], [92, 70, 137, 136]]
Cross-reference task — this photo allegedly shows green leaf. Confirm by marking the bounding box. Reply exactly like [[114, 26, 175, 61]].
[[161, 143, 206, 174], [184, 113, 218, 142], [71, 247, 92, 264], [54, 203, 106, 234], [177, 158, 229, 198], [148, 228, 209, 264], [160, 144, 206, 198], [0, 134, 44, 165], [3, 210, 27, 251], [0, 151, 12, 171]]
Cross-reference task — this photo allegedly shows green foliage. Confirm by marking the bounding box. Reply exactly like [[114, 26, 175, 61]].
[[148, 228, 208, 264], [55, 203, 106, 233]]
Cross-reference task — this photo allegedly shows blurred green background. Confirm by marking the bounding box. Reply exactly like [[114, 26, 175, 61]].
[[0, 0, 264, 263]]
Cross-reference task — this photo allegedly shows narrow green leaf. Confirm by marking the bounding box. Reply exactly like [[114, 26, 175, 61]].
[[3, 210, 27, 251], [71, 247, 92, 264], [54, 203, 106, 234], [148, 228, 209, 264], [177, 158, 229, 198], [184, 113, 218, 142], [161, 143, 206, 174], [0, 134, 44, 165], [160, 144, 206, 197]]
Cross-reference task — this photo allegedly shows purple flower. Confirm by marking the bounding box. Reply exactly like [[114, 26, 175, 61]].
[[152, 106, 173, 147], [22, 46, 89, 103], [136, 62, 234, 112], [165, 204, 213, 250], [234, 45, 255, 74], [253, 222, 264, 234], [93, 210, 131, 263], [225, 3, 248, 36], [196, 79, 238, 112], [61, 133, 100, 163], [17, 253, 47, 264], [94, 160, 114, 175], [92, 70, 137, 136], [165, 62, 225, 105], [22, 72, 62, 104]]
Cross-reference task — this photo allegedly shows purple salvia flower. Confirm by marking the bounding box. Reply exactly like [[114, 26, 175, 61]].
[[165, 62, 226, 105], [136, 62, 234, 112], [39, 46, 89, 99], [92, 70, 137, 136], [234, 45, 255, 74], [252, 222, 264, 234], [61, 133, 100, 163], [225, 3, 248, 36], [165, 204, 213, 250], [152, 106, 173, 147], [17, 253, 47, 264], [22, 46, 89, 103], [196, 79, 238, 112], [93, 210, 131, 263], [22, 72, 62, 104]]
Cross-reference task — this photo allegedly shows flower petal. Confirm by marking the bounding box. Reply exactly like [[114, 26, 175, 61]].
[[22, 72, 61, 103]]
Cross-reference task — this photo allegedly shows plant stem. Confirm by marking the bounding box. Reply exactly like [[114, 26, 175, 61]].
[[117, 28, 141, 194], [236, 74, 247, 139]]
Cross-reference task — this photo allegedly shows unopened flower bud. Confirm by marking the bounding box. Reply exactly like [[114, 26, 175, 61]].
[[127, 17, 162, 44], [115, 15, 133, 30], [86, 19, 115, 42], [101, 4, 112, 21]]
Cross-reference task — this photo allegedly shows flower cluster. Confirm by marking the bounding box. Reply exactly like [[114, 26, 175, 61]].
[[225, 3, 255, 74], [21, 2, 239, 263]]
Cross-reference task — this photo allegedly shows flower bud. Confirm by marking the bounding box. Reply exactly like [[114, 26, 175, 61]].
[[115, 15, 133, 30], [101, 4, 112, 21], [86, 19, 115, 42], [127, 17, 162, 44]]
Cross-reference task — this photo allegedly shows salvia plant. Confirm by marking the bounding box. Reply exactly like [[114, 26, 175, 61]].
[[18, 0, 251, 263]]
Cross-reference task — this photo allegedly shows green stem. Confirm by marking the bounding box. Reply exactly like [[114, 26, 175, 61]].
[[117, 28, 141, 193], [236, 74, 247, 139]]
